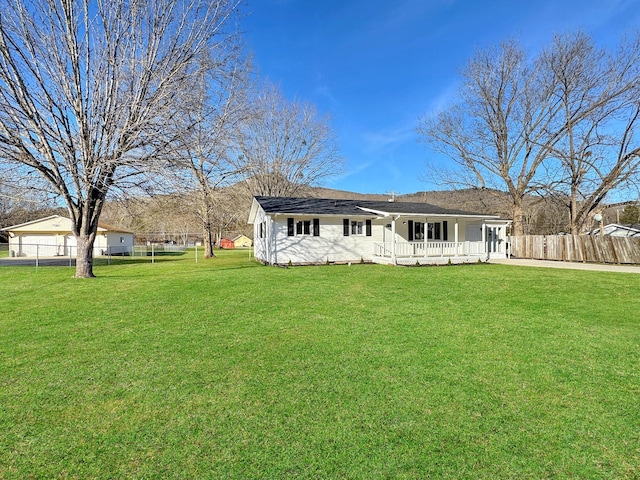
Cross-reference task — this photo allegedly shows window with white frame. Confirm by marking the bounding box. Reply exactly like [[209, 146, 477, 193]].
[[427, 222, 441, 240], [414, 222, 425, 240], [343, 219, 372, 236], [287, 218, 320, 236], [409, 220, 442, 241], [297, 220, 311, 235]]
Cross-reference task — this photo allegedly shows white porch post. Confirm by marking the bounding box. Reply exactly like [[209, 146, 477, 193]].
[[423, 216, 428, 259], [481, 223, 487, 259], [454, 219, 459, 255], [391, 217, 397, 265]]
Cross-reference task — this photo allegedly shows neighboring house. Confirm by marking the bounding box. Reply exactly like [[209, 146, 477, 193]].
[[233, 234, 253, 248], [219, 237, 235, 249], [248, 196, 511, 266], [1, 215, 134, 257], [589, 223, 640, 237]]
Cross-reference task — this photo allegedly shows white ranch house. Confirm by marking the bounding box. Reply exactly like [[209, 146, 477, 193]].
[[249, 196, 511, 266], [2, 215, 134, 257]]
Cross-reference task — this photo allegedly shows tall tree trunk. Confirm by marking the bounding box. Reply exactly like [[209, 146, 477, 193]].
[[71, 187, 106, 278], [569, 188, 580, 235], [75, 233, 96, 278], [198, 190, 216, 258], [511, 202, 525, 236], [203, 222, 215, 258]]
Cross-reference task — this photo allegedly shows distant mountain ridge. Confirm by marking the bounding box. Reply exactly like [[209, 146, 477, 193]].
[[307, 186, 512, 218]]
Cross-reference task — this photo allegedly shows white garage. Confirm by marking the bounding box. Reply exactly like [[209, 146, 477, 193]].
[[2, 215, 134, 257]]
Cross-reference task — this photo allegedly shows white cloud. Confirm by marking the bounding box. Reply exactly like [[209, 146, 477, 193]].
[[313, 84, 340, 110], [420, 80, 460, 118], [361, 124, 416, 155]]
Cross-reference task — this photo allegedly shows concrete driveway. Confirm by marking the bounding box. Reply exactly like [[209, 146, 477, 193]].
[[489, 257, 640, 274]]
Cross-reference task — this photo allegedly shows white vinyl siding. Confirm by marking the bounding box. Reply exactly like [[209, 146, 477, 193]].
[[268, 216, 381, 264]]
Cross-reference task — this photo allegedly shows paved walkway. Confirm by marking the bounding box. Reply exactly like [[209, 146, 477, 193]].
[[489, 257, 640, 274]]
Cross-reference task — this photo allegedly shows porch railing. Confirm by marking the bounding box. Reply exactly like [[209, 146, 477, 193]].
[[373, 241, 485, 258]]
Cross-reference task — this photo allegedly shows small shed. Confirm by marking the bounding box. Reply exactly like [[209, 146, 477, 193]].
[[1, 215, 134, 257], [219, 237, 235, 249], [232, 234, 253, 248]]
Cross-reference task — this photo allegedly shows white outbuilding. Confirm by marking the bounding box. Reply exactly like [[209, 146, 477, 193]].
[[2, 215, 134, 257]]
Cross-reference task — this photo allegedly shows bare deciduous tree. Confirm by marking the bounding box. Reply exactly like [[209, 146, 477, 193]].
[[239, 83, 343, 197], [0, 0, 239, 277], [418, 32, 640, 235], [418, 40, 563, 235], [542, 33, 640, 233], [167, 55, 251, 257]]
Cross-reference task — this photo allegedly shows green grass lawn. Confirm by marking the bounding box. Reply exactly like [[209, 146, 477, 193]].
[[1, 250, 638, 479]]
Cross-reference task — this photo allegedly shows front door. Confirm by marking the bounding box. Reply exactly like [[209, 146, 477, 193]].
[[486, 227, 500, 253], [384, 223, 392, 243]]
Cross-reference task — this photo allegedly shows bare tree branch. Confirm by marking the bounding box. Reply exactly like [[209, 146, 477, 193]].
[[238, 83, 343, 197]]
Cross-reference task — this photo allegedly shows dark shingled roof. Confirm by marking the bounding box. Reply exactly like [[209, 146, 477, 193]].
[[254, 196, 496, 217]]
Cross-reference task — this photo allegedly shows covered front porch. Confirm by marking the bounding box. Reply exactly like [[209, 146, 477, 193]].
[[372, 240, 487, 265], [368, 214, 510, 265]]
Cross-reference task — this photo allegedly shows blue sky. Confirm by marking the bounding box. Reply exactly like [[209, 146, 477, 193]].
[[241, 0, 640, 195]]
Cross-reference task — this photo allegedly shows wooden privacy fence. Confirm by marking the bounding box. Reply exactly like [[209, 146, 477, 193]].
[[509, 235, 640, 264]]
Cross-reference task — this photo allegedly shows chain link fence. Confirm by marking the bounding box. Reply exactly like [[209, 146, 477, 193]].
[[0, 242, 189, 267]]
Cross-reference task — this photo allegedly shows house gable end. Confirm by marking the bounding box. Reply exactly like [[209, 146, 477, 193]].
[[2, 215, 73, 233], [2, 215, 133, 235]]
